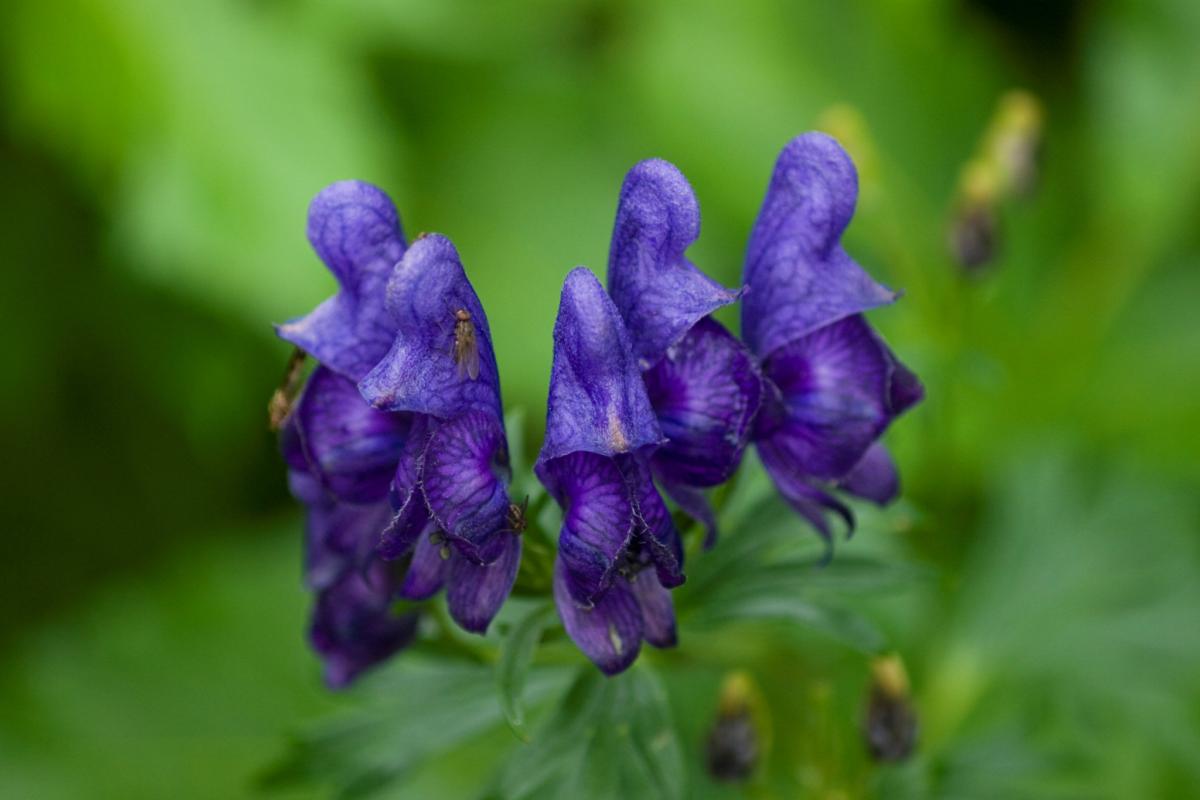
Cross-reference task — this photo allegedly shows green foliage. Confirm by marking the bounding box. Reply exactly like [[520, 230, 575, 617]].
[[2, 0, 1199, 797]]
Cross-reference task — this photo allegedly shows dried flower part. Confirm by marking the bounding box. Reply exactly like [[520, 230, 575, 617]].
[[267, 347, 308, 431]]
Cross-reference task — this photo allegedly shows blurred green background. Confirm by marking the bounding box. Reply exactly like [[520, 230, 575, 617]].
[[2, 0, 1198, 797]]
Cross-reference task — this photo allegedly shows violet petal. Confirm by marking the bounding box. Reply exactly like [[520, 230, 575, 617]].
[[607, 159, 738, 368], [537, 267, 662, 466], [445, 533, 522, 634], [542, 451, 635, 607], [628, 568, 677, 648], [643, 317, 762, 488], [359, 234, 502, 422], [742, 133, 897, 360], [291, 366, 410, 504], [397, 530, 448, 600], [277, 181, 406, 381], [553, 557, 644, 676], [421, 409, 511, 562], [310, 559, 417, 689], [756, 315, 895, 481], [838, 443, 900, 505]]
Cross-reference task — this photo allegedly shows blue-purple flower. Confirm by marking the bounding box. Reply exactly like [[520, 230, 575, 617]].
[[607, 160, 763, 545], [277, 181, 418, 687], [743, 133, 923, 541], [536, 268, 684, 675], [279, 182, 521, 688], [359, 233, 522, 635]]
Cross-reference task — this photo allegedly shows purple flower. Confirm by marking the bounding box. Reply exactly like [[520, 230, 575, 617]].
[[282, 383, 417, 688], [278, 181, 418, 688], [606, 160, 762, 546], [743, 133, 923, 541], [359, 233, 521, 635], [537, 268, 684, 675]]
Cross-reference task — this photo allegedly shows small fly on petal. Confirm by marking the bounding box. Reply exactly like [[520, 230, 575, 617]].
[[452, 308, 481, 380], [505, 496, 529, 534], [268, 347, 307, 431]]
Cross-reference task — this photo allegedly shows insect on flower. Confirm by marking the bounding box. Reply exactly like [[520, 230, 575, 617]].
[[453, 308, 481, 380], [267, 347, 308, 431], [505, 496, 529, 535]]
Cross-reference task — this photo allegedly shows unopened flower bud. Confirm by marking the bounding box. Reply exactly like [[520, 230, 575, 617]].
[[706, 672, 765, 782], [863, 654, 918, 762]]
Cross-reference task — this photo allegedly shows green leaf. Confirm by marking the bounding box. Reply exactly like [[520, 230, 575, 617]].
[[497, 601, 555, 739], [494, 665, 686, 800], [496, 667, 608, 799], [263, 659, 571, 798]]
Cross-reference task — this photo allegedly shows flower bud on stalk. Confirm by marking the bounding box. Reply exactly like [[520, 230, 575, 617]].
[[863, 653, 918, 762], [705, 671, 767, 782]]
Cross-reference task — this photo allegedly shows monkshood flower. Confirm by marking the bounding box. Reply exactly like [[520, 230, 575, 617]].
[[607, 160, 762, 545], [743, 133, 924, 541], [536, 268, 684, 675], [360, 234, 522, 635], [276, 181, 419, 687]]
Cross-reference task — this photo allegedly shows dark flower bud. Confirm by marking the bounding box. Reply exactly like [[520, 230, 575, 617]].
[[948, 161, 1000, 271], [948, 203, 999, 271], [986, 90, 1044, 199], [705, 672, 764, 783], [863, 654, 918, 763]]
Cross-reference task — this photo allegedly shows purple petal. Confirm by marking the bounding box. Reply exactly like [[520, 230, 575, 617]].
[[421, 410, 511, 562], [398, 531, 448, 600], [889, 356, 925, 415], [658, 478, 719, 549], [537, 267, 662, 465], [359, 235, 503, 423], [643, 318, 762, 488], [290, 367, 410, 505], [758, 440, 854, 545], [626, 458, 685, 589], [628, 569, 677, 648], [742, 133, 897, 360], [754, 315, 895, 481], [299, 488, 393, 591], [378, 415, 435, 559], [541, 450, 635, 606], [445, 533, 522, 634], [310, 559, 417, 689], [277, 181, 407, 381], [553, 558, 644, 676], [607, 159, 738, 368], [838, 443, 900, 505]]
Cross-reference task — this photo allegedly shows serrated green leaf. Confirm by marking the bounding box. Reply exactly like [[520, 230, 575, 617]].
[[497, 601, 555, 739], [264, 660, 571, 798], [496, 667, 608, 799], [616, 667, 686, 800], [497, 666, 686, 800]]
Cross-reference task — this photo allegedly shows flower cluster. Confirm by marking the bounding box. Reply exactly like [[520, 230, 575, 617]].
[[277, 182, 520, 687], [275, 133, 921, 683]]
